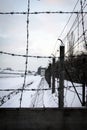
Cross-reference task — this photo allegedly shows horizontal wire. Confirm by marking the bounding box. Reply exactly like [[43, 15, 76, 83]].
[[0, 50, 86, 59], [0, 81, 33, 106], [0, 11, 87, 15], [0, 88, 51, 91], [0, 86, 82, 92], [0, 72, 24, 75], [0, 51, 54, 58]]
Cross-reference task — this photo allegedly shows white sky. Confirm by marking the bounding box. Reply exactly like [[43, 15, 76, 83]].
[[0, 0, 86, 71]]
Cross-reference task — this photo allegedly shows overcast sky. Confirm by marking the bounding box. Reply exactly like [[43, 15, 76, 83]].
[[0, 0, 86, 71]]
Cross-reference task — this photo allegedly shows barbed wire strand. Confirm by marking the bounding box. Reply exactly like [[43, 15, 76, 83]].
[[0, 11, 87, 15], [19, 0, 30, 108], [63, 13, 87, 43], [53, 0, 87, 56], [77, 11, 80, 50], [80, 0, 87, 49], [52, 0, 80, 55], [0, 51, 54, 58], [64, 1, 87, 56], [62, 1, 87, 44], [63, 0, 87, 41], [0, 81, 33, 106], [0, 0, 87, 108]]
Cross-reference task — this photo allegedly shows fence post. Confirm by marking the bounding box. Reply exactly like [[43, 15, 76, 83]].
[[48, 63, 51, 88], [52, 58, 55, 93], [59, 45, 64, 108]]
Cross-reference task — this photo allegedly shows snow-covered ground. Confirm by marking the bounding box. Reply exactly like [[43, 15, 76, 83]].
[[0, 70, 85, 108]]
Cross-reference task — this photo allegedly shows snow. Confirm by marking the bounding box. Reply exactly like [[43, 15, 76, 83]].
[[0, 70, 85, 108]]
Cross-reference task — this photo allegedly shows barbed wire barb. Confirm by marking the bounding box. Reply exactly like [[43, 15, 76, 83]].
[[19, 0, 30, 108]]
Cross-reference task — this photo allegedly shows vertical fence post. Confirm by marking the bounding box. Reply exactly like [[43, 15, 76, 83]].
[[59, 45, 64, 108], [49, 63, 51, 88], [52, 57, 55, 93]]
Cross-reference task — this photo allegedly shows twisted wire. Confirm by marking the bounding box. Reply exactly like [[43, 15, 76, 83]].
[[0, 11, 87, 15], [0, 51, 54, 58], [80, 0, 87, 49], [20, 0, 30, 108]]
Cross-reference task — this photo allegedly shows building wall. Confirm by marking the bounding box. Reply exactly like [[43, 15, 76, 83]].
[[0, 108, 87, 130]]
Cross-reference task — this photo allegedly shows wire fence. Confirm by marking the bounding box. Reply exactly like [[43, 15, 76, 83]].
[[0, 0, 87, 108]]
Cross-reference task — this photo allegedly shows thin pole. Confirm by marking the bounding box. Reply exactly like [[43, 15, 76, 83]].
[[52, 58, 55, 93], [59, 46, 64, 108]]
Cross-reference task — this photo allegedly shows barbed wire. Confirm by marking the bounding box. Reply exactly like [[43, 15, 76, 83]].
[[52, 0, 80, 55], [64, 1, 87, 56], [0, 0, 87, 108], [64, 0, 87, 40], [0, 11, 87, 15], [0, 51, 54, 58], [62, 2, 87, 51], [64, 29, 87, 56], [0, 88, 52, 92], [20, 0, 30, 108], [0, 77, 50, 107], [0, 80, 83, 107], [0, 85, 82, 92], [63, 13, 87, 42], [0, 81, 33, 106], [3, 47, 86, 60], [53, 0, 87, 56], [77, 12, 80, 50], [80, 0, 87, 49]]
